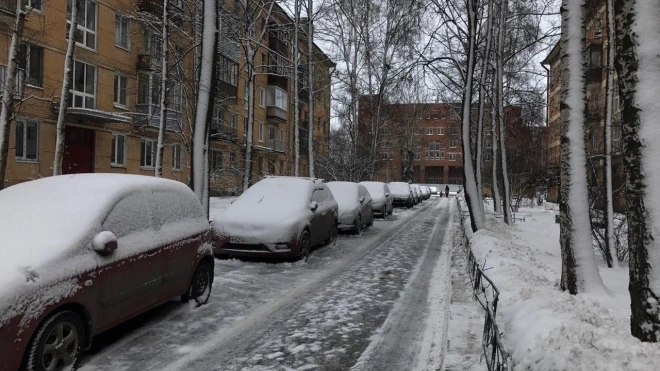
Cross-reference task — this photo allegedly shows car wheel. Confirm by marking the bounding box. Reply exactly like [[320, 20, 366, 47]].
[[27, 310, 85, 371], [407, 200, 412, 209], [352, 215, 362, 235], [299, 230, 311, 262], [181, 261, 213, 307], [325, 221, 338, 246]]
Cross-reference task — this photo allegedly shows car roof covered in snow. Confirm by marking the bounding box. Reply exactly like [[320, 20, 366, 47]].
[[0, 174, 193, 294], [227, 177, 315, 214], [388, 182, 411, 193]]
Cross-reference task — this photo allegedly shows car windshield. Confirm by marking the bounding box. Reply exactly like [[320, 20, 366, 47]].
[[327, 182, 359, 206], [231, 178, 310, 213], [388, 182, 410, 194], [361, 182, 384, 198]]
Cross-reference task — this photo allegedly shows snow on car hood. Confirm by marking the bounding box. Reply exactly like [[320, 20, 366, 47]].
[[211, 178, 312, 242]]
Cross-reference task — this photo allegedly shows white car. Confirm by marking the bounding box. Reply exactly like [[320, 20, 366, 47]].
[[327, 182, 374, 234], [388, 182, 414, 208], [411, 184, 423, 204], [212, 177, 338, 261], [420, 186, 431, 200], [360, 181, 394, 218], [429, 186, 438, 195]]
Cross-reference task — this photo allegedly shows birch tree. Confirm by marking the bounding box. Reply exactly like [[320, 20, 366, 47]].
[[0, 0, 27, 189], [53, 0, 81, 176], [558, 0, 605, 294], [306, 0, 315, 177], [613, 0, 660, 342], [154, 0, 170, 178], [192, 0, 218, 211], [495, 0, 512, 224]]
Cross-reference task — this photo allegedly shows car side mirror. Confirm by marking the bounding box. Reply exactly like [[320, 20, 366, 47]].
[[359, 196, 365, 203], [92, 231, 118, 255], [385, 193, 390, 197], [310, 201, 319, 211]]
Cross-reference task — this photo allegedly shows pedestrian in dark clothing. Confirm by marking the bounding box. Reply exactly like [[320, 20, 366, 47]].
[[444, 185, 450, 198]]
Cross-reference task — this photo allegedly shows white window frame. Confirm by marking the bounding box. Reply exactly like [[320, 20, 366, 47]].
[[230, 113, 238, 131], [258, 121, 264, 142], [437, 127, 444, 135], [25, 0, 43, 12], [425, 127, 433, 135], [172, 143, 181, 170], [114, 73, 128, 108], [448, 153, 457, 161], [111, 133, 126, 167], [115, 13, 130, 50], [15, 120, 39, 162], [70, 60, 96, 109], [267, 86, 288, 111], [259, 87, 266, 108], [450, 139, 458, 148], [67, 0, 98, 51], [140, 138, 155, 168]]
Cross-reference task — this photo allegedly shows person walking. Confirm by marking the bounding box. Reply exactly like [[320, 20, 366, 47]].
[[444, 185, 450, 198]]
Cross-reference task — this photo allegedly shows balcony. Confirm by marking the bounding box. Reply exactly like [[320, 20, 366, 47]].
[[267, 139, 286, 153], [135, 104, 182, 132], [0, 0, 15, 21], [267, 106, 287, 122], [586, 67, 603, 84], [137, 54, 162, 70], [217, 80, 238, 101], [138, 0, 184, 26], [210, 121, 238, 141]]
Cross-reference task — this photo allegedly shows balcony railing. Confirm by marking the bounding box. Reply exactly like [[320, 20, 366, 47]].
[[137, 54, 160, 70], [0, 65, 24, 99], [210, 121, 238, 141], [135, 104, 182, 132], [267, 105, 287, 122], [267, 139, 286, 153], [0, 0, 15, 17]]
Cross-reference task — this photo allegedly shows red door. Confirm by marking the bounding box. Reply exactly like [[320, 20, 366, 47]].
[[63, 126, 95, 174]]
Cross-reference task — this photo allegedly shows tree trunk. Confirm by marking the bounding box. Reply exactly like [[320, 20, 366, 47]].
[[491, 104, 501, 212], [155, 0, 169, 178], [614, 0, 660, 342], [192, 0, 217, 208], [307, 0, 315, 177], [53, 0, 80, 176], [243, 46, 255, 190], [461, 0, 485, 232], [0, 0, 26, 189], [293, 0, 300, 177], [559, 0, 605, 294], [496, 0, 512, 225]]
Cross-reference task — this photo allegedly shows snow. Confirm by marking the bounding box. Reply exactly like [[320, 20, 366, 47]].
[[360, 181, 387, 208], [463, 198, 660, 370], [388, 182, 411, 199], [211, 177, 317, 243], [634, 0, 660, 296], [0, 174, 208, 326], [327, 182, 369, 224], [92, 231, 117, 249]]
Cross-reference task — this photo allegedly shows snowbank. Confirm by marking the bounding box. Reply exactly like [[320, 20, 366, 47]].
[[465, 202, 660, 370]]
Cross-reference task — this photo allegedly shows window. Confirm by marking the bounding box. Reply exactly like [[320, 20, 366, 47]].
[[230, 113, 238, 131], [172, 143, 181, 170], [259, 87, 266, 107], [103, 193, 150, 238], [69, 61, 96, 109], [267, 86, 287, 111], [269, 125, 276, 140], [170, 85, 183, 112], [25, 0, 43, 11], [280, 128, 286, 142], [115, 14, 130, 49], [18, 43, 43, 87], [448, 153, 457, 161], [450, 139, 458, 148], [114, 74, 127, 107], [258, 121, 264, 142], [428, 141, 441, 159], [588, 46, 602, 68], [432, 112, 439, 120], [210, 150, 223, 171], [437, 127, 444, 135], [111, 133, 126, 166], [229, 151, 237, 167], [217, 55, 238, 87], [449, 126, 459, 135], [140, 138, 155, 167], [15, 120, 38, 161], [425, 127, 433, 135], [67, 0, 97, 50]]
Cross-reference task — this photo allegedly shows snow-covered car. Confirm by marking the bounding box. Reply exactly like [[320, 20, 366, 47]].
[[429, 186, 438, 195], [327, 182, 375, 234], [420, 186, 431, 200], [411, 184, 423, 204], [360, 181, 394, 218], [212, 177, 338, 261], [0, 174, 213, 371], [387, 182, 413, 208]]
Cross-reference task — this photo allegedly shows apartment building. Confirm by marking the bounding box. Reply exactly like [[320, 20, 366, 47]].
[[0, 0, 333, 192], [542, 0, 625, 211]]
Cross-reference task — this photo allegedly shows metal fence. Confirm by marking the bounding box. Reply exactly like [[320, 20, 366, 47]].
[[456, 197, 511, 371]]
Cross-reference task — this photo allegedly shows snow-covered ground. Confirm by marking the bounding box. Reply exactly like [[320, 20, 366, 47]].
[[465, 199, 660, 370], [77, 197, 460, 371]]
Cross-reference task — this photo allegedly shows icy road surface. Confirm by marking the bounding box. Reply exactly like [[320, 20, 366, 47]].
[[79, 196, 455, 371]]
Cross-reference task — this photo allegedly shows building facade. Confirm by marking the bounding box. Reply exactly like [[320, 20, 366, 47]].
[[0, 0, 332, 192]]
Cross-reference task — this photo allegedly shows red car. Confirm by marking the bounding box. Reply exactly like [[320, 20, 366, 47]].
[[211, 176, 338, 261], [0, 174, 214, 371]]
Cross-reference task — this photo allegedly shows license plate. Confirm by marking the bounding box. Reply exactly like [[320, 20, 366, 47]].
[[230, 236, 251, 244]]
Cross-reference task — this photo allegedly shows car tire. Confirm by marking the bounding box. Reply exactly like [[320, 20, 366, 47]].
[[299, 230, 311, 262], [325, 221, 338, 246], [181, 260, 213, 307], [381, 206, 387, 218], [352, 215, 362, 235], [26, 310, 85, 371], [388, 206, 393, 216]]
